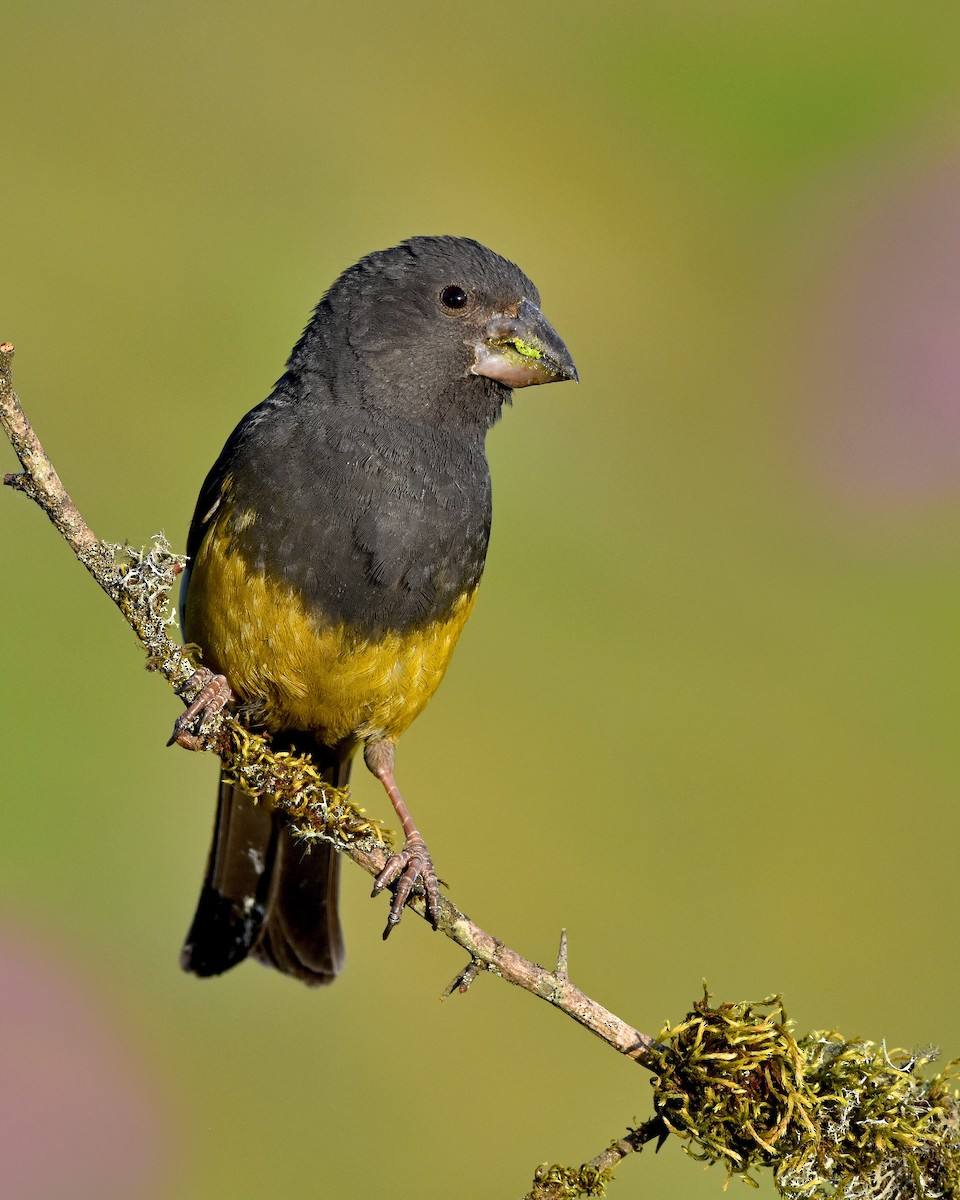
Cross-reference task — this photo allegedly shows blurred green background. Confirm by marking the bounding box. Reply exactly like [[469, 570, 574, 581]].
[[4, 2, 960, 1197]]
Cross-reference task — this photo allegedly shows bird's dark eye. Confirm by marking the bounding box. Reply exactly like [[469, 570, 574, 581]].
[[440, 285, 469, 310]]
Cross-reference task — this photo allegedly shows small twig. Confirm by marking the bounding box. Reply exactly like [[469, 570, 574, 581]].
[[0, 341, 656, 1070], [525, 1118, 666, 1199], [442, 957, 483, 998], [592, 1118, 667, 1173]]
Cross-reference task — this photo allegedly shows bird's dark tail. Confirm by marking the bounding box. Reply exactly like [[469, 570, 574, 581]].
[[181, 740, 350, 986]]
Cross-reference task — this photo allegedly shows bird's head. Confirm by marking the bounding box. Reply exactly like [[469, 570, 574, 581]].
[[289, 236, 577, 427]]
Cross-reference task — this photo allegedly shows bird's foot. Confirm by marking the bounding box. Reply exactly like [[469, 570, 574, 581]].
[[372, 831, 441, 937], [168, 669, 233, 750]]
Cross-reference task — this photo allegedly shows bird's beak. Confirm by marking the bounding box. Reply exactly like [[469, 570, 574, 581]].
[[470, 298, 578, 388]]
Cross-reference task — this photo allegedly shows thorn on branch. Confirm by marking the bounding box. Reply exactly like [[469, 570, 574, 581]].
[[556, 928, 568, 981], [442, 957, 484, 999]]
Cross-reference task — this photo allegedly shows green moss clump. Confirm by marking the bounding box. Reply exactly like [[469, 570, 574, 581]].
[[525, 1162, 614, 1198], [651, 991, 814, 1186], [650, 990, 960, 1198], [223, 724, 394, 848]]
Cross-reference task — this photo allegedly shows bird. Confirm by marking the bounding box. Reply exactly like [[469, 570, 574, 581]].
[[171, 235, 577, 985]]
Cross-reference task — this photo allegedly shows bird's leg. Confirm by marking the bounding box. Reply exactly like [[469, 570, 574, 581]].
[[168, 668, 234, 750], [364, 740, 441, 937]]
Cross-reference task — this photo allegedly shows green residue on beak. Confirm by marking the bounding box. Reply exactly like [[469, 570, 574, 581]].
[[509, 337, 542, 361]]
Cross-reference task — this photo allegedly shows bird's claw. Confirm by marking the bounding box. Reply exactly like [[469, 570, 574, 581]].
[[168, 669, 233, 749], [372, 833, 441, 937]]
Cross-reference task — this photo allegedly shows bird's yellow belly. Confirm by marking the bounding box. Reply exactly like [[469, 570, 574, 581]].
[[184, 533, 476, 745]]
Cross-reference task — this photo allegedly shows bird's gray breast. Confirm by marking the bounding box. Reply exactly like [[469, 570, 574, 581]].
[[227, 406, 493, 635]]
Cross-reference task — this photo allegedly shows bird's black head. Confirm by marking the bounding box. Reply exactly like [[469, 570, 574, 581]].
[[287, 236, 577, 429]]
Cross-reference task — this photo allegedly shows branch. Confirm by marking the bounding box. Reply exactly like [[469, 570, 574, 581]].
[[9, 343, 960, 1200], [0, 341, 656, 1071]]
